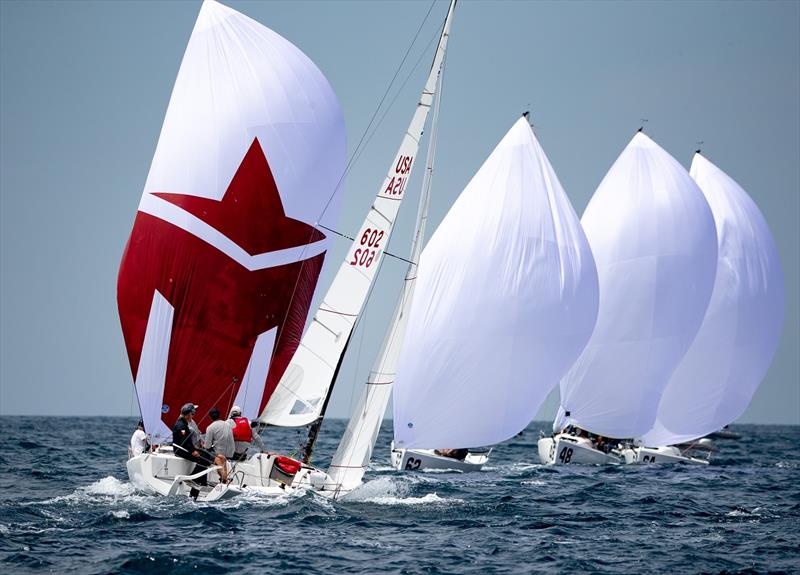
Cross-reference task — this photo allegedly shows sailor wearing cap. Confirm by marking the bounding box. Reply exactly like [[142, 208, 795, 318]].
[[228, 405, 265, 461], [172, 403, 229, 485]]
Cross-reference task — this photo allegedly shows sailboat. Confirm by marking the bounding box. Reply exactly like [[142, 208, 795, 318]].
[[538, 131, 719, 465], [119, 0, 347, 500], [626, 152, 784, 464], [122, 0, 457, 499], [389, 116, 600, 472]]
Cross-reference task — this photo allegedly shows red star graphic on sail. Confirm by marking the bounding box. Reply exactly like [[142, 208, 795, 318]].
[[154, 139, 324, 254], [118, 138, 326, 430]]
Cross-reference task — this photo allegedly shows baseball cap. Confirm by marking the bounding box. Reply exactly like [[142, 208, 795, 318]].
[[181, 403, 198, 415]]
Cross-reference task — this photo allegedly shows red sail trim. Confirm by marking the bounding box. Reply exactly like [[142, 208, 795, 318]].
[[118, 138, 326, 429]]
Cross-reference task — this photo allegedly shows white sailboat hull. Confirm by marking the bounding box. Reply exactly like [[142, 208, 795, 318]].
[[621, 446, 710, 465], [126, 447, 331, 500], [537, 434, 622, 465], [126, 448, 242, 502], [390, 444, 490, 472], [230, 453, 330, 493]]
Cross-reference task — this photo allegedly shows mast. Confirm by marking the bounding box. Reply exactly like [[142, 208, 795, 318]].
[[259, 0, 457, 430], [324, 31, 448, 490], [298, 0, 456, 464]]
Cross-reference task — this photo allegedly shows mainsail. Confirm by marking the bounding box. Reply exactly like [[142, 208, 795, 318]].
[[326, 35, 448, 494], [393, 117, 600, 450], [555, 132, 718, 439], [641, 153, 784, 446], [259, 0, 457, 428], [117, 0, 346, 440]]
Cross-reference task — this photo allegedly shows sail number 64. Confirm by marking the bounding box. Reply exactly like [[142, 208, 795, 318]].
[[350, 228, 384, 268]]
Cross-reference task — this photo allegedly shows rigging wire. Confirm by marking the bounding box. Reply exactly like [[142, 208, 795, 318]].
[[313, 0, 439, 225], [348, 22, 444, 173], [317, 224, 416, 265]]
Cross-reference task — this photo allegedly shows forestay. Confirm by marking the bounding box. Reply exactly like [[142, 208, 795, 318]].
[[260, 0, 457, 428], [555, 132, 718, 439], [117, 0, 345, 439], [642, 153, 784, 446], [393, 118, 599, 450]]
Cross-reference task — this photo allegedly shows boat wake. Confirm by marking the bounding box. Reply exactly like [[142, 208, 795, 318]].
[[344, 476, 464, 506], [32, 476, 142, 506]]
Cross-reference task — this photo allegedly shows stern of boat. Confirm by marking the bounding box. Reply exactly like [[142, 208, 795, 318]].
[[538, 437, 556, 464], [543, 434, 622, 465]]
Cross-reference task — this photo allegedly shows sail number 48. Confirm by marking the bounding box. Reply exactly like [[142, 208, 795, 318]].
[[350, 228, 384, 268]]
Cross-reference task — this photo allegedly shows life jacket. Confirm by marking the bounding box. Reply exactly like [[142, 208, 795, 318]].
[[231, 417, 253, 442]]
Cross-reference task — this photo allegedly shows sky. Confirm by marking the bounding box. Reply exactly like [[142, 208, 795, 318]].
[[0, 0, 798, 425]]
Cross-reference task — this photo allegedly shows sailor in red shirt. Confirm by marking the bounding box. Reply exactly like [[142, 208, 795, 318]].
[[227, 405, 265, 461]]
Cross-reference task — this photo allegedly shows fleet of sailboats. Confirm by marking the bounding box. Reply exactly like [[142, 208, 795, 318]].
[[538, 137, 784, 466], [120, 0, 785, 501]]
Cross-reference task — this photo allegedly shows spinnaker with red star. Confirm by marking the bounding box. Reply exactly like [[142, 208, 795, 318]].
[[117, 0, 345, 443]]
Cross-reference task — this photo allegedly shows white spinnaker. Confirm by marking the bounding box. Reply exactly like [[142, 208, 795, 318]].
[[260, 0, 456, 427], [641, 154, 784, 446], [393, 118, 599, 449], [555, 132, 718, 439], [326, 47, 447, 495]]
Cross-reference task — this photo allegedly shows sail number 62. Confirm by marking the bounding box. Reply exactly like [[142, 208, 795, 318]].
[[350, 228, 384, 268]]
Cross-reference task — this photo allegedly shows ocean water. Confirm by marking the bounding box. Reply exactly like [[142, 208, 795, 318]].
[[0, 417, 797, 574]]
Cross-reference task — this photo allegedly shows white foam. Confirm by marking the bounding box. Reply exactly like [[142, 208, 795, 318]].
[[726, 509, 749, 517], [84, 476, 138, 497], [368, 492, 453, 506], [111, 510, 130, 519], [520, 479, 546, 486], [34, 476, 143, 506], [343, 476, 463, 506], [224, 486, 298, 508]]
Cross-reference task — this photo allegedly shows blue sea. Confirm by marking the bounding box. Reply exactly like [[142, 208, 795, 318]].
[[0, 417, 798, 574]]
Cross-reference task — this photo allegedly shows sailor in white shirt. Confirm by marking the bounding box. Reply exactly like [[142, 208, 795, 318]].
[[130, 420, 149, 457]]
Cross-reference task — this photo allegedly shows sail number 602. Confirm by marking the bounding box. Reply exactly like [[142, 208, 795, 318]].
[[350, 228, 384, 268]]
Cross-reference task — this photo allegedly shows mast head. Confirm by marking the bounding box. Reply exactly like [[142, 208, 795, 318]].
[[522, 110, 533, 128]]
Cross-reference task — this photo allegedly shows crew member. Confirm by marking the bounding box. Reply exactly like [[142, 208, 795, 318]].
[[204, 407, 235, 469], [434, 448, 469, 460], [130, 420, 149, 457], [228, 405, 254, 461], [173, 403, 228, 485]]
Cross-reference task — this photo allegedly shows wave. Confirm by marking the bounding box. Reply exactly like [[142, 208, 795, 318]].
[[342, 476, 464, 506]]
